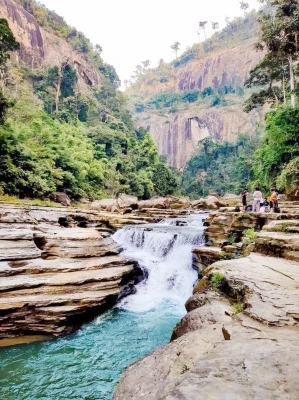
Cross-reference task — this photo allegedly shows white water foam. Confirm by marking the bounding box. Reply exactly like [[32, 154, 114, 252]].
[[113, 214, 206, 313]]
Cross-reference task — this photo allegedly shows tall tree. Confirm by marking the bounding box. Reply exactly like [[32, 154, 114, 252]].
[[244, 54, 288, 111], [141, 60, 151, 69], [254, 0, 299, 108], [239, 1, 249, 17], [170, 42, 181, 59], [199, 21, 208, 40]]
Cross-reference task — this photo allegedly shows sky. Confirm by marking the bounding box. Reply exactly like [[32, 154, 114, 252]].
[[41, 0, 261, 86]]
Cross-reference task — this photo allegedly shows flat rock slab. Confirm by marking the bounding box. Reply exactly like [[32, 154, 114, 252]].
[[0, 240, 42, 261], [208, 253, 299, 327]]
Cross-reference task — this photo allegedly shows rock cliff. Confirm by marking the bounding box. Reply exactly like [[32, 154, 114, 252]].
[[128, 15, 265, 169], [0, 0, 102, 91]]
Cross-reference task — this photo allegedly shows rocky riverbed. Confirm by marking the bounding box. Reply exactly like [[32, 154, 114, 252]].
[[114, 201, 299, 399]]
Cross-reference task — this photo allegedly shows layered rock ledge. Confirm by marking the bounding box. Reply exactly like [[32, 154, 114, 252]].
[[0, 204, 148, 345]]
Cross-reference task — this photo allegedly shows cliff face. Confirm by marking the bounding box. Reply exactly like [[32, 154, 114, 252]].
[[0, 0, 102, 90], [128, 20, 265, 169]]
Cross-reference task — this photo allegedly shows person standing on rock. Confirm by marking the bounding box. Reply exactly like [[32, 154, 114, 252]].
[[253, 187, 263, 212], [269, 188, 278, 212], [241, 189, 248, 212]]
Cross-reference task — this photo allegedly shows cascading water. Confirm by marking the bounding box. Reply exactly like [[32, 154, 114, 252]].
[[114, 214, 206, 313], [0, 214, 206, 400]]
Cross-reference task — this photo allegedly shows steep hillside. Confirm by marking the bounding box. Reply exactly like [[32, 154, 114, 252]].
[[0, 0, 102, 89], [128, 13, 265, 169], [0, 0, 177, 200]]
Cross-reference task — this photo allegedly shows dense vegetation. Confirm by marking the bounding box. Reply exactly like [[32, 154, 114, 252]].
[[0, 2, 177, 200], [135, 85, 244, 114], [182, 135, 260, 198]]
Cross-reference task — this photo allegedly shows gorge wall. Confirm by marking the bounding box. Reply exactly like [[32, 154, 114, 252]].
[[128, 15, 265, 169]]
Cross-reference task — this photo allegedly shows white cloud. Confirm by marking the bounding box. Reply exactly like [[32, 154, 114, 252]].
[[40, 0, 261, 84]]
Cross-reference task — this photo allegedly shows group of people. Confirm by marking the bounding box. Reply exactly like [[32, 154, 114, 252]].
[[241, 188, 279, 213]]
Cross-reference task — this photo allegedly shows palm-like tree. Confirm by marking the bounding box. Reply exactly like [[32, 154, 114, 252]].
[[239, 1, 249, 17], [170, 42, 181, 59], [199, 21, 208, 40]]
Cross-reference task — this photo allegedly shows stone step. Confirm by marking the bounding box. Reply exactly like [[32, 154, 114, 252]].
[[263, 220, 299, 233], [255, 231, 299, 261]]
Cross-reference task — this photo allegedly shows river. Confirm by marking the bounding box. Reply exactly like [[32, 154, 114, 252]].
[[0, 214, 206, 400]]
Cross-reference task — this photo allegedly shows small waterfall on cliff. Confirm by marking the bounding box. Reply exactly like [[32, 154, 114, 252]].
[[113, 214, 206, 313]]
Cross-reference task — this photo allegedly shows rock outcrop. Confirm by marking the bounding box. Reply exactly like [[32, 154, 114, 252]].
[[0, 204, 145, 343], [114, 203, 299, 399]]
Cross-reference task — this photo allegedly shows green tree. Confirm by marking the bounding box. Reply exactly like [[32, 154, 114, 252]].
[[152, 163, 177, 196], [0, 19, 20, 71]]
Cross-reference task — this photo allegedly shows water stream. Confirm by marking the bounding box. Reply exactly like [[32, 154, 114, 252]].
[[0, 214, 206, 400]]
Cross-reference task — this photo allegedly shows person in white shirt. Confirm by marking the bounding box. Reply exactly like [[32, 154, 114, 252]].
[[253, 187, 263, 212]]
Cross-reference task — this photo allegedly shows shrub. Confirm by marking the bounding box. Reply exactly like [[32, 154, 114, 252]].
[[211, 272, 226, 291], [243, 228, 256, 244]]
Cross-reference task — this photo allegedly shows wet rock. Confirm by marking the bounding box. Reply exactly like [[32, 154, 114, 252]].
[[185, 293, 207, 312], [192, 276, 210, 294]]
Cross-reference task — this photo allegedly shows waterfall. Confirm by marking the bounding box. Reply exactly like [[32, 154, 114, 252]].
[[113, 214, 206, 313]]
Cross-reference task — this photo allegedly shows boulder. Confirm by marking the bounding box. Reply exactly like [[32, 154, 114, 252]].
[[185, 293, 207, 312], [55, 192, 71, 207], [138, 197, 169, 210], [166, 196, 190, 210], [90, 199, 118, 212], [191, 200, 204, 209], [198, 195, 227, 210], [199, 196, 219, 210], [117, 194, 138, 210]]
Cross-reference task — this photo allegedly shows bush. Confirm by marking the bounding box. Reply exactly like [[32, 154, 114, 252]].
[[243, 228, 256, 244], [182, 90, 199, 103], [211, 272, 226, 291]]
